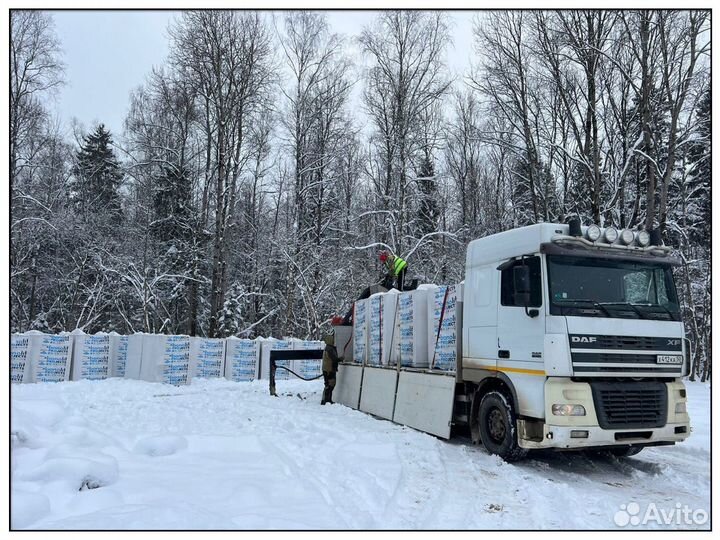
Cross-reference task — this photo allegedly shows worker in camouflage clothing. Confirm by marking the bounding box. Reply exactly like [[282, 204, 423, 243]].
[[321, 332, 342, 405]]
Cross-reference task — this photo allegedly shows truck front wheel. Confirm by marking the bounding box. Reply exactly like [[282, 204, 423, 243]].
[[477, 390, 528, 462]]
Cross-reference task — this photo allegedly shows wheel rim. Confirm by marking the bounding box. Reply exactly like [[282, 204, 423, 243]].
[[487, 407, 506, 443]]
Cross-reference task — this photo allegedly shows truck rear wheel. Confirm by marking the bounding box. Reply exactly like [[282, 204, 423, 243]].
[[478, 390, 528, 462]]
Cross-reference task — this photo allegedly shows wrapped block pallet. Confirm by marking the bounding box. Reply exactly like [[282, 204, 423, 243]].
[[294, 340, 323, 378], [190, 337, 225, 379], [71, 332, 110, 381], [11, 334, 31, 383], [27, 332, 73, 383], [139, 334, 191, 385], [367, 292, 399, 366], [224, 337, 260, 381], [427, 283, 464, 372], [108, 332, 129, 378], [394, 289, 430, 368], [352, 299, 369, 364], [259, 339, 294, 380], [123, 334, 145, 380]]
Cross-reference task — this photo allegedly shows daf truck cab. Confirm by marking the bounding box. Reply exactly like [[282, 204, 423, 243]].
[[461, 221, 690, 460], [334, 221, 691, 461]]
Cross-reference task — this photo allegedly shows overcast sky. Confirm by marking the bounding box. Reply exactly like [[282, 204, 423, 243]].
[[49, 10, 478, 138]]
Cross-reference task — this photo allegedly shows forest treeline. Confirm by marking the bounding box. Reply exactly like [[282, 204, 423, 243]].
[[10, 10, 711, 380]]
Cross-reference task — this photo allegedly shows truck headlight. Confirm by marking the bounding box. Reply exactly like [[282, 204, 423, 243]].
[[675, 402, 687, 414], [586, 225, 601, 242], [552, 404, 586, 416]]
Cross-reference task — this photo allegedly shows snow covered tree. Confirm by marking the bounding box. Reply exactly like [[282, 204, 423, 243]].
[[73, 124, 123, 222]]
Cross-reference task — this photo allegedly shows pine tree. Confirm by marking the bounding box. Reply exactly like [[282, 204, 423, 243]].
[[73, 124, 123, 220]]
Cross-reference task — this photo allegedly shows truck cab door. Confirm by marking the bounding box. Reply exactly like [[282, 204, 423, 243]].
[[496, 255, 546, 371]]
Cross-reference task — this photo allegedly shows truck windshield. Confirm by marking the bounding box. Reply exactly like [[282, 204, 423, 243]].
[[547, 255, 681, 321]]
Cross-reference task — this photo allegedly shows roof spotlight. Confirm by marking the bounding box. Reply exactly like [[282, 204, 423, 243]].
[[586, 224, 601, 242], [620, 229, 635, 245], [636, 230, 651, 247], [604, 227, 618, 243]]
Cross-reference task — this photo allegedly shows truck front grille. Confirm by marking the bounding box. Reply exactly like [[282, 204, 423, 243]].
[[569, 335, 682, 351], [590, 381, 667, 430], [571, 352, 684, 376]]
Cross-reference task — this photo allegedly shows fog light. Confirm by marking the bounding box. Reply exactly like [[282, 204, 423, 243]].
[[586, 224, 601, 242], [636, 230, 651, 247], [620, 229, 635, 245], [552, 404, 586, 416], [675, 402, 687, 414], [604, 226, 618, 243], [570, 430, 589, 439]]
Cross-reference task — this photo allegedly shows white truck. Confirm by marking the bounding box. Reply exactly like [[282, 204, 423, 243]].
[[333, 221, 691, 461]]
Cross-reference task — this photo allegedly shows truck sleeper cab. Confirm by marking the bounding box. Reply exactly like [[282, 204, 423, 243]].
[[461, 222, 691, 461]]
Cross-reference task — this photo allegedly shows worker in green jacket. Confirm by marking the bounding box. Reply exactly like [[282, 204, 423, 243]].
[[379, 251, 408, 291], [321, 333, 343, 405]]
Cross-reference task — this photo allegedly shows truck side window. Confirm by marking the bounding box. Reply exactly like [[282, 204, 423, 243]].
[[500, 256, 542, 307]]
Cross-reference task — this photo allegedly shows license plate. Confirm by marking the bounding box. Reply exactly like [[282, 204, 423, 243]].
[[657, 355, 683, 364]]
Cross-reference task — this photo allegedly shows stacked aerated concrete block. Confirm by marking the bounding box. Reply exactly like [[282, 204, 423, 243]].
[[8, 331, 332, 385], [294, 340, 324, 378], [394, 289, 430, 368], [109, 332, 129, 378], [427, 283, 463, 372], [367, 291, 399, 366], [190, 337, 226, 379], [139, 334, 191, 385], [71, 331, 110, 381], [224, 337, 260, 381], [259, 339, 294, 380], [10, 334, 31, 383], [352, 299, 369, 364]]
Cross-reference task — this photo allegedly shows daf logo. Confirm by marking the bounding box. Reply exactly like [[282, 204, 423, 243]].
[[667, 339, 681, 346], [571, 336, 597, 343]]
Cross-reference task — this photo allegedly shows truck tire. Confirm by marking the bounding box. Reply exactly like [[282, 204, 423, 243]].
[[477, 390, 528, 462]]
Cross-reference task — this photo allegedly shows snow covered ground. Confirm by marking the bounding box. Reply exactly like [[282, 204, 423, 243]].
[[11, 377, 710, 530]]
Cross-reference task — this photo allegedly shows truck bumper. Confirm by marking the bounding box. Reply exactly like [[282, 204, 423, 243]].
[[518, 378, 691, 450]]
